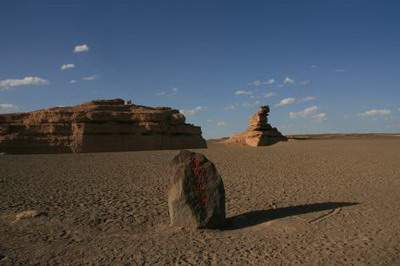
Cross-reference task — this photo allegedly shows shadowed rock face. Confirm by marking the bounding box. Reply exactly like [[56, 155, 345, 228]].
[[225, 105, 287, 146], [168, 150, 225, 229], [0, 99, 207, 154]]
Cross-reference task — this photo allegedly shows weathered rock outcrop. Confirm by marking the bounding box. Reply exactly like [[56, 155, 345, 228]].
[[0, 99, 207, 154], [168, 150, 225, 229], [225, 105, 287, 146]]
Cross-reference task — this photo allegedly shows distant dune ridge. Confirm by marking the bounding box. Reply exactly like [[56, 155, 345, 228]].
[[224, 105, 287, 146], [0, 98, 206, 154]]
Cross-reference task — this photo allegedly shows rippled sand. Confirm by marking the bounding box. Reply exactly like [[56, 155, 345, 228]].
[[1, 138, 400, 265]]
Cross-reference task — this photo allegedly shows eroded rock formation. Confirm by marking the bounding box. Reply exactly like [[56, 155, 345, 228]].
[[224, 105, 287, 146], [168, 150, 225, 229], [0, 99, 207, 154]]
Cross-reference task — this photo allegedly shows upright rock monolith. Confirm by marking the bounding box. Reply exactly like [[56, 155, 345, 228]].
[[224, 105, 287, 146], [168, 150, 226, 229]]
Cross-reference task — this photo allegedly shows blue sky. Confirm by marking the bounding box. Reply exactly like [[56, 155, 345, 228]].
[[0, 1, 399, 138]]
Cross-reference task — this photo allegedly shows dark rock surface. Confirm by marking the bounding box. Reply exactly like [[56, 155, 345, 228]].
[[168, 150, 225, 229]]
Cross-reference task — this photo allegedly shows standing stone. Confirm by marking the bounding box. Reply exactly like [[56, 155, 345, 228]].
[[224, 105, 287, 146], [168, 150, 225, 229]]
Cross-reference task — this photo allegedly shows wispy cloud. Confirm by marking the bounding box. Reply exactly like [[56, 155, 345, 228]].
[[242, 100, 260, 108], [207, 119, 227, 127], [311, 65, 318, 68], [283, 77, 294, 85], [81, 75, 98, 81], [299, 80, 311, 86], [60, 63, 75, 71], [313, 112, 327, 122], [235, 90, 253, 96], [217, 121, 227, 126], [275, 97, 296, 107], [264, 79, 275, 85], [299, 96, 316, 103], [155, 87, 178, 97], [335, 69, 345, 72], [0, 103, 19, 114], [74, 44, 89, 53], [289, 106, 319, 119], [249, 80, 262, 86], [264, 92, 276, 98], [249, 79, 275, 86], [69, 80, 77, 84], [180, 106, 207, 116], [275, 96, 316, 107], [0, 76, 49, 90], [359, 109, 391, 117], [224, 104, 236, 110]]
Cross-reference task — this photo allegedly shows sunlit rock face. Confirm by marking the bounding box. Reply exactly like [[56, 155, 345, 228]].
[[0, 99, 207, 154], [225, 105, 287, 146]]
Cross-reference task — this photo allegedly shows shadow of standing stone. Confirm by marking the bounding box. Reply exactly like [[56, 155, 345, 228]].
[[168, 150, 226, 229]]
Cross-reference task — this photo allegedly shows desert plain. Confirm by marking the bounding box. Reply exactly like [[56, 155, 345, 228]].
[[1, 135, 400, 265]]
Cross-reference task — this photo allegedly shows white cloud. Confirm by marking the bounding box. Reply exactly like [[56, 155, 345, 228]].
[[242, 100, 260, 108], [263, 79, 275, 85], [235, 90, 253, 96], [359, 109, 391, 117], [69, 80, 77, 84], [60, 63, 75, 70], [275, 97, 296, 107], [249, 79, 274, 86], [275, 96, 315, 107], [0, 76, 49, 90], [155, 87, 178, 97], [299, 96, 316, 102], [81, 75, 98, 81], [289, 106, 319, 119], [249, 80, 262, 86], [74, 44, 89, 53], [264, 92, 276, 98], [283, 77, 294, 85], [0, 103, 19, 114], [313, 112, 327, 122], [180, 106, 207, 116], [207, 119, 227, 126]]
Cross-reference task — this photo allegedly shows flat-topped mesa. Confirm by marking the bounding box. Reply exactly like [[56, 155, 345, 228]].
[[224, 105, 287, 146], [0, 98, 207, 154]]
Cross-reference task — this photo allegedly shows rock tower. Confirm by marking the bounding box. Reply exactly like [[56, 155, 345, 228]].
[[225, 105, 287, 146]]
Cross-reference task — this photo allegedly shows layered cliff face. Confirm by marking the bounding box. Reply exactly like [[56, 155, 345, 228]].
[[224, 105, 287, 146], [0, 99, 207, 154]]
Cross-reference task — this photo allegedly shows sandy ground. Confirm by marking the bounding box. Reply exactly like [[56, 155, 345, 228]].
[[1, 138, 400, 265]]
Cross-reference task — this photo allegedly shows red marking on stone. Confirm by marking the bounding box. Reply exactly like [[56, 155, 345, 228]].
[[191, 157, 202, 177], [200, 195, 208, 206], [191, 156, 209, 207]]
